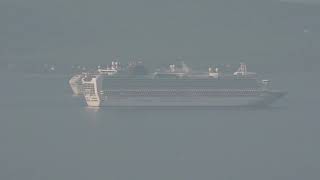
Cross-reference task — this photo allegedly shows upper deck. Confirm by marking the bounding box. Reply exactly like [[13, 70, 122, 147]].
[[100, 62, 261, 90]]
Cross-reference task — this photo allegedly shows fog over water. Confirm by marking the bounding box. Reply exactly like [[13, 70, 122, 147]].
[[1, 0, 320, 180], [1, 0, 320, 70]]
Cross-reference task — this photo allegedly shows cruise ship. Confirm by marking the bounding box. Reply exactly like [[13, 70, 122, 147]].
[[78, 62, 287, 107], [69, 61, 122, 96]]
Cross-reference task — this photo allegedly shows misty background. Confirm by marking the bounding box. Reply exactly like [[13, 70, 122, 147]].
[[1, 0, 320, 72], [1, 1, 320, 180]]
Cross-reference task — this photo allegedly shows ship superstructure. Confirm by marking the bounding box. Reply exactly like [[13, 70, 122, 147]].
[[79, 62, 287, 107], [69, 61, 121, 96], [97, 61, 121, 75]]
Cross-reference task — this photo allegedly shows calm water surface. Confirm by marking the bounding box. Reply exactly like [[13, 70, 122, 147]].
[[0, 72, 319, 180]]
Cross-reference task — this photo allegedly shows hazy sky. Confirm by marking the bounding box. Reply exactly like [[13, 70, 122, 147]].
[[1, 0, 319, 66], [284, 0, 320, 2]]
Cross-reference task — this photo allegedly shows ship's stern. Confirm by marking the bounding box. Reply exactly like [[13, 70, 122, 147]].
[[81, 75, 104, 107]]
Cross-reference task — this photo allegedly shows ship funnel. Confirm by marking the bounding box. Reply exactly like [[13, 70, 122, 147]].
[[181, 61, 190, 73], [209, 66, 219, 78], [233, 63, 256, 77], [234, 63, 247, 76], [169, 64, 175, 72]]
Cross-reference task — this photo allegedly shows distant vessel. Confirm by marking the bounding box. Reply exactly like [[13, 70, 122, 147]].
[[69, 74, 84, 96], [79, 62, 287, 107]]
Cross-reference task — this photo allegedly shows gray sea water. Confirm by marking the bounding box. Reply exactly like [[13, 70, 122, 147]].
[[0, 71, 319, 180]]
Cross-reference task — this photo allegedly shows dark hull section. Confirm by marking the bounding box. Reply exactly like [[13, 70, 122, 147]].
[[81, 75, 287, 107], [101, 91, 286, 107], [104, 89, 262, 97], [103, 78, 261, 90]]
